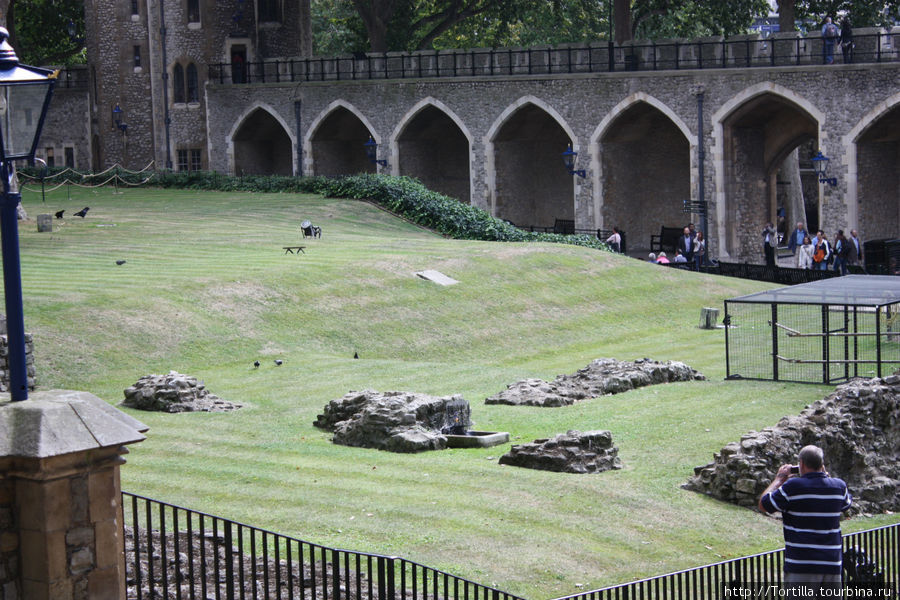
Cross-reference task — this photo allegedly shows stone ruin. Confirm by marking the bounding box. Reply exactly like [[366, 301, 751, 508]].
[[684, 374, 900, 515], [499, 430, 623, 474], [314, 390, 472, 453], [486, 358, 705, 407], [122, 371, 242, 413]]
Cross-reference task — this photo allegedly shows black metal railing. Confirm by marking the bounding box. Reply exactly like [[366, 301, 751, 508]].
[[122, 492, 526, 600], [550, 522, 900, 600], [124, 492, 898, 600], [209, 31, 899, 85], [52, 67, 89, 90]]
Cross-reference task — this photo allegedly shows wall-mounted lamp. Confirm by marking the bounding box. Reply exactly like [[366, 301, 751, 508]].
[[364, 136, 387, 167], [811, 151, 837, 186], [111, 103, 128, 133], [562, 144, 586, 178]]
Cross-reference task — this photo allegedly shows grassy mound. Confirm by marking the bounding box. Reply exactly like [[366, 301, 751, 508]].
[[15, 185, 897, 598]]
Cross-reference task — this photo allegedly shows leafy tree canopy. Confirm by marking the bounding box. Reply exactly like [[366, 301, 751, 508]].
[[785, 0, 899, 30], [1, 0, 85, 66], [314, 0, 784, 53]]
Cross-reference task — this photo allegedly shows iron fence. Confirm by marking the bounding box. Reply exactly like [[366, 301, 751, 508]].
[[551, 522, 900, 600], [123, 492, 899, 600], [122, 492, 526, 600], [209, 32, 899, 85]]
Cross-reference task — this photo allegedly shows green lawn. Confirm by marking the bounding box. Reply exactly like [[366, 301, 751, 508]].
[[15, 185, 899, 598]]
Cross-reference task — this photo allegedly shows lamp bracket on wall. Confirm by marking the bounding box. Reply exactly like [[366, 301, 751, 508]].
[[364, 136, 387, 167], [562, 144, 586, 178]]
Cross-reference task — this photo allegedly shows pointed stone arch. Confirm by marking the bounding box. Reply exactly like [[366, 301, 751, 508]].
[[712, 83, 824, 261], [484, 96, 578, 227], [389, 97, 473, 203], [305, 100, 379, 176], [226, 102, 295, 175], [843, 91, 900, 243], [589, 93, 696, 252]]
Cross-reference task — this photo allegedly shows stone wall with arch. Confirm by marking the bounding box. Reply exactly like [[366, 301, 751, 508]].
[[205, 63, 900, 263]]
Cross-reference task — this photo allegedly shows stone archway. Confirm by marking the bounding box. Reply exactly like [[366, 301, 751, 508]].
[[395, 102, 471, 203], [488, 100, 574, 229], [308, 104, 376, 176], [853, 104, 900, 243], [715, 89, 820, 262], [596, 100, 691, 253], [231, 108, 293, 175]]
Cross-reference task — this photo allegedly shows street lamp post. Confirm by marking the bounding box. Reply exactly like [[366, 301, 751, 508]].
[[0, 27, 56, 401]]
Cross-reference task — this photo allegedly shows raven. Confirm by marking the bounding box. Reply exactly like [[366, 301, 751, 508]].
[[74, 207, 90, 218], [54, 210, 64, 219], [274, 359, 283, 366], [115, 259, 126, 265], [253, 360, 260, 368]]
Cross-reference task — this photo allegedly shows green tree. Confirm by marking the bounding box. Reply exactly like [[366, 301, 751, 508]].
[[777, 0, 899, 31], [1, 0, 85, 66]]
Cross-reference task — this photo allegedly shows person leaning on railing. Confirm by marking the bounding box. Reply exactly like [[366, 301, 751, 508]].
[[758, 445, 852, 596]]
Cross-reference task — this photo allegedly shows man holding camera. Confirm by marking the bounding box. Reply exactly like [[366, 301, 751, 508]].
[[758, 445, 852, 590]]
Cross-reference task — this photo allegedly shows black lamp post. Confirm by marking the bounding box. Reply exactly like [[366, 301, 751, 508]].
[[811, 151, 837, 186], [0, 27, 56, 401], [562, 144, 586, 178], [364, 136, 387, 167]]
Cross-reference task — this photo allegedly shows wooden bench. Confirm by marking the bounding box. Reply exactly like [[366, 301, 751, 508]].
[[283, 246, 306, 254], [650, 226, 684, 255]]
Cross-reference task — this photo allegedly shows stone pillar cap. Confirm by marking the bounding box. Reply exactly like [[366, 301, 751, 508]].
[[0, 389, 148, 458]]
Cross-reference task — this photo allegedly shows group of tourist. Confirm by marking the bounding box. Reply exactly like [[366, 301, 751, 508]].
[[647, 224, 707, 270], [822, 16, 854, 65], [782, 221, 863, 274]]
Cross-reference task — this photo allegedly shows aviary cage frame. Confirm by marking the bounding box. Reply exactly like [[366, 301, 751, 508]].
[[725, 275, 900, 384]]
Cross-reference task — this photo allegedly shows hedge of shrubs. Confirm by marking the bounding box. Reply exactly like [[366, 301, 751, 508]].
[[19, 168, 610, 251]]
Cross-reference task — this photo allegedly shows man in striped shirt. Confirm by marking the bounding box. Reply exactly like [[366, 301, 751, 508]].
[[758, 445, 852, 590]]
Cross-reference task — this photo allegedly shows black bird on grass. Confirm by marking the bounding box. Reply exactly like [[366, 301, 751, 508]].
[[253, 360, 260, 369], [74, 207, 89, 218], [353, 352, 359, 359], [115, 259, 126, 265], [274, 359, 283, 366], [54, 209, 64, 219]]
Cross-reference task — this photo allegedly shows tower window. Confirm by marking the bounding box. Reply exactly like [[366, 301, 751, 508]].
[[187, 64, 199, 102], [187, 0, 200, 23], [173, 63, 185, 103], [134, 46, 142, 68], [258, 0, 280, 22]]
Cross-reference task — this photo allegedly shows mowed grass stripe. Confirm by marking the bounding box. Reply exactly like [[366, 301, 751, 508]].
[[14, 185, 898, 598]]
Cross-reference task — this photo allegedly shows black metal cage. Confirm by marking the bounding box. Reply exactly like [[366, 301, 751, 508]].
[[725, 275, 900, 384]]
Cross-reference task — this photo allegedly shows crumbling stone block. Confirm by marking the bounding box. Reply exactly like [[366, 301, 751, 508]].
[[499, 430, 623, 474], [486, 358, 705, 407], [684, 374, 900, 515]]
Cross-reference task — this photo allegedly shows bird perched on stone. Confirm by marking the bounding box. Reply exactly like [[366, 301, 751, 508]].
[[253, 360, 260, 368], [115, 259, 126, 265], [274, 359, 283, 366], [74, 207, 90, 218], [54, 209, 64, 219]]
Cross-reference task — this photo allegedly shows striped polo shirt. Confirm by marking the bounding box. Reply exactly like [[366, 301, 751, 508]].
[[761, 471, 852, 574]]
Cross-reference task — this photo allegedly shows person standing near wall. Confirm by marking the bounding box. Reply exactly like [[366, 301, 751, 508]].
[[763, 221, 777, 267], [840, 18, 854, 63], [822, 17, 840, 64]]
